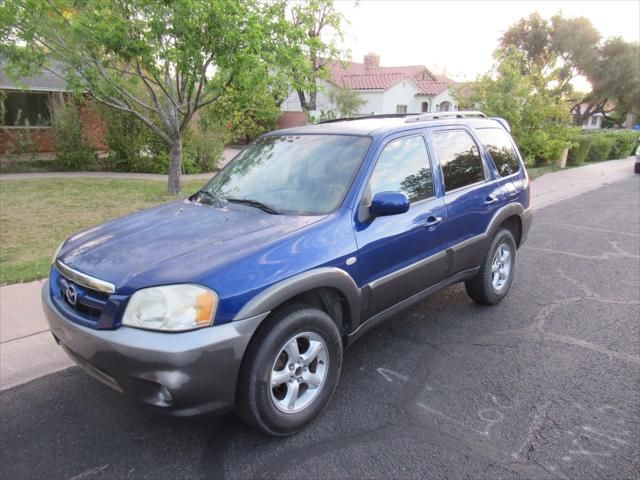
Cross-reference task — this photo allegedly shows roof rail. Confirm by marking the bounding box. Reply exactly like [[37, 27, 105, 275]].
[[489, 116, 511, 133], [404, 111, 487, 123], [318, 113, 416, 124]]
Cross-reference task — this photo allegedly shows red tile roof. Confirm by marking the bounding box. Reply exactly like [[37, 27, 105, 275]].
[[328, 60, 453, 95]]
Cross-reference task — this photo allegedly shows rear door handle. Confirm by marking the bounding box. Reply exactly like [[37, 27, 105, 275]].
[[425, 215, 443, 228], [484, 195, 499, 205]]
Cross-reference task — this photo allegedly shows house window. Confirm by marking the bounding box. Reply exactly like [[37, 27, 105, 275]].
[[439, 101, 452, 112], [396, 105, 408, 114], [421, 101, 429, 113], [1, 92, 51, 127], [590, 116, 599, 127]]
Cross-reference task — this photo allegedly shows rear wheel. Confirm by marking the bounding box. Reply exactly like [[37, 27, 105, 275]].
[[465, 228, 517, 305], [235, 305, 342, 436]]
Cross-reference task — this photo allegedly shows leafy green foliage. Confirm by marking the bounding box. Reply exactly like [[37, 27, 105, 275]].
[[567, 130, 638, 165], [1, 0, 293, 193], [567, 137, 592, 166], [182, 123, 226, 173], [316, 87, 366, 121], [499, 13, 639, 125], [584, 135, 614, 163], [98, 105, 167, 173], [203, 80, 282, 143], [456, 49, 578, 166], [273, 0, 348, 111], [49, 96, 96, 170], [579, 38, 640, 126]]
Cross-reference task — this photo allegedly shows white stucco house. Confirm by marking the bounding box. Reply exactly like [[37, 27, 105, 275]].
[[281, 53, 457, 118]]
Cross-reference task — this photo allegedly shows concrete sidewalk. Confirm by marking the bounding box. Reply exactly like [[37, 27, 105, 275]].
[[0, 281, 74, 390], [1, 156, 637, 391], [529, 157, 636, 211]]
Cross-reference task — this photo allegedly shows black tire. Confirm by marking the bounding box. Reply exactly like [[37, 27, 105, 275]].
[[634, 161, 640, 174], [465, 228, 517, 305], [235, 305, 342, 436]]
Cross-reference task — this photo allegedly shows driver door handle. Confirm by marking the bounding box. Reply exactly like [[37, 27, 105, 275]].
[[484, 195, 499, 205], [425, 215, 443, 228]]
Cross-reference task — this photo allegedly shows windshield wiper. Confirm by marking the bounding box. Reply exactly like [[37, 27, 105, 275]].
[[193, 190, 223, 206], [226, 197, 280, 215]]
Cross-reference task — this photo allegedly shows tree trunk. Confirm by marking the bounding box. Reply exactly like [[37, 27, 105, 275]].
[[308, 89, 317, 111], [297, 89, 309, 111], [168, 139, 182, 195]]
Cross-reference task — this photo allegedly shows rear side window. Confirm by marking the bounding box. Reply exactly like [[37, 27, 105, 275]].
[[433, 130, 484, 192], [475, 128, 521, 177], [369, 135, 433, 202]]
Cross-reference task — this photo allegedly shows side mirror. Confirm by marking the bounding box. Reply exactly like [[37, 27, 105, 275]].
[[369, 191, 410, 218]]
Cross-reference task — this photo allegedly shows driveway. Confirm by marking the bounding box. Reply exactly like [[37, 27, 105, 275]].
[[1, 177, 638, 479]]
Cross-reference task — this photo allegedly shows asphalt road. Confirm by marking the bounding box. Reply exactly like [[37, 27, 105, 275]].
[[1, 177, 639, 480]]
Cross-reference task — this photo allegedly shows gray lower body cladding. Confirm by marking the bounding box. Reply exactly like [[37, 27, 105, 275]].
[[42, 282, 266, 416]]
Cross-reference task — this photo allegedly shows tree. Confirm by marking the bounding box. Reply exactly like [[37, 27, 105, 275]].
[[576, 38, 640, 127], [457, 48, 577, 166], [329, 87, 366, 117], [1, 0, 280, 193], [203, 74, 284, 144], [499, 13, 639, 127], [318, 86, 366, 120], [276, 0, 347, 112]]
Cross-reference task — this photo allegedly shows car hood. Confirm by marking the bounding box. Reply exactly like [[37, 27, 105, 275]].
[[58, 200, 323, 291]]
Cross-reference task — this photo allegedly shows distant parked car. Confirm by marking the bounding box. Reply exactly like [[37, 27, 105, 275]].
[[44, 111, 532, 435]]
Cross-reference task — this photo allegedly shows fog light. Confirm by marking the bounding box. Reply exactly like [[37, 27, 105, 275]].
[[158, 386, 173, 406]]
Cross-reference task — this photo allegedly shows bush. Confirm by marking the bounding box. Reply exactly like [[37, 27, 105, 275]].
[[568, 130, 639, 164], [567, 137, 592, 166], [50, 96, 96, 170], [605, 131, 638, 159], [585, 135, 615, 162], [98, 106, 167, 173], [182, 123, 226, 173]]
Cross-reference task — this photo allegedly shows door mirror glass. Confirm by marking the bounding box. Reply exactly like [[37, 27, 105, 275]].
[[370, 191, 410, 217]]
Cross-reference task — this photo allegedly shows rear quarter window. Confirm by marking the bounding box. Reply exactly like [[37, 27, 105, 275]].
[[475, 128, 521, 177]]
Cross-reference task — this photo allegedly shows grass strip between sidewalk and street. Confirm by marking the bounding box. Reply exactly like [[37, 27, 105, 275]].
[[0, 178, 205, 285]]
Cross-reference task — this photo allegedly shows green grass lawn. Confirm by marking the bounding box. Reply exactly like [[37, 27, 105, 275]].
[[0, 178, 205, 285]]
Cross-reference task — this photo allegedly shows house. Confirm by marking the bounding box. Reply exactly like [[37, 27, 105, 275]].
[[280, 53, 457, 118], [0, 61, 105, 155], [572, 103, 605, 130]]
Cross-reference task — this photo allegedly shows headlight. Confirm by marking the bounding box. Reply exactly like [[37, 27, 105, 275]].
[[122, 284, 218, 332], [52, 241, 65, 263]]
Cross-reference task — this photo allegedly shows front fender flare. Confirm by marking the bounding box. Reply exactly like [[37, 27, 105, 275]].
[[233, 267, 362, 325]]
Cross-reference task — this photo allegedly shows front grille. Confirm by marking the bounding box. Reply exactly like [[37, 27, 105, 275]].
[[50, 266, 114, 328]]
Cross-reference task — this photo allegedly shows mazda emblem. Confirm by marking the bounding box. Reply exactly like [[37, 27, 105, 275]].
[[65, 284, 78, 306]]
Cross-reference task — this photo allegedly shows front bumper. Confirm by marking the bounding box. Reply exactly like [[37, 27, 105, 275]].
[[42, 281, 267, 416]]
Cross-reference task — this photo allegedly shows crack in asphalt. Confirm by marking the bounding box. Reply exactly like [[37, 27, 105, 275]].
[[524, 240, 639, 261]]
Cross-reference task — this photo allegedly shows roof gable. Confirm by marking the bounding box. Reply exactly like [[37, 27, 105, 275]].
[[328, 59, 453, 95]]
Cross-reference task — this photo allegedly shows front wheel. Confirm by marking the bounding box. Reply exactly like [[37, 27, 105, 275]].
[[465, 228, 517, 305], [235, 305, 342, 436]]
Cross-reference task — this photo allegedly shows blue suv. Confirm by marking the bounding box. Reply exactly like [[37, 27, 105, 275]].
[[43, 111, 532, 435]]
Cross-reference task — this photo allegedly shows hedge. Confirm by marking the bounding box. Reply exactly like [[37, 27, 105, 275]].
[[568, 130, 639, 165], [567, 137, 592, 166]]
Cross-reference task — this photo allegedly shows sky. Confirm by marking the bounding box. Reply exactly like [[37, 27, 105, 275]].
[[333, 0, 640, 88]]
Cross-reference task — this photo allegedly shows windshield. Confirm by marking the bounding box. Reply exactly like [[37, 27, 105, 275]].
[[199, 134, 371, 215]]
